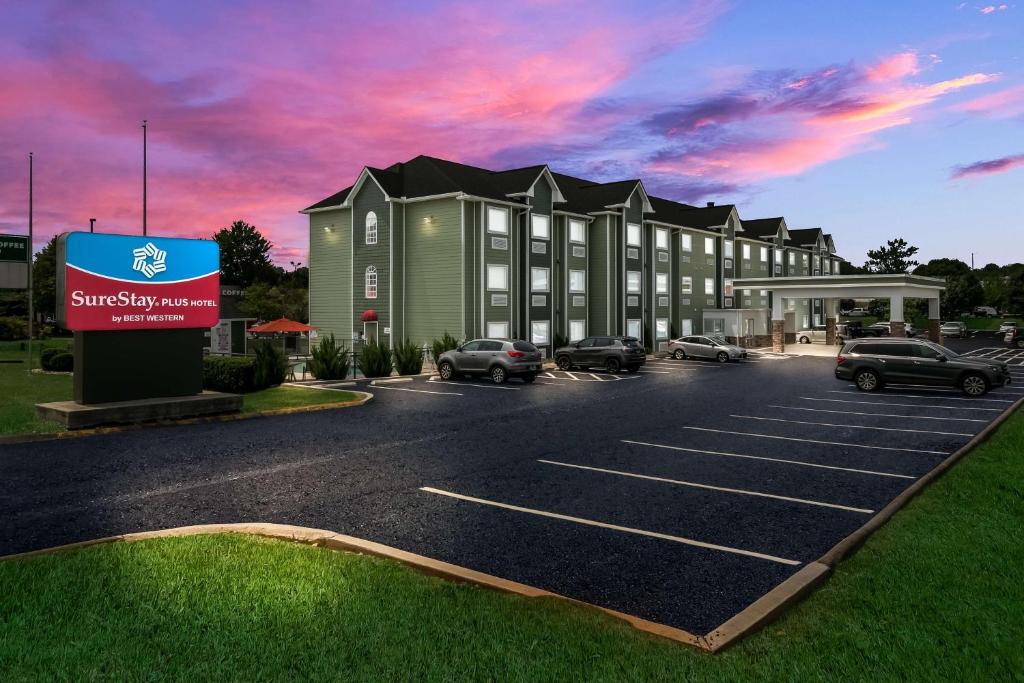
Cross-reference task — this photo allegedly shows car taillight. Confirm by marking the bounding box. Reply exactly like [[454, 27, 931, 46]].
[[507, 350, 525, 358], [836, 355, 846, 365]]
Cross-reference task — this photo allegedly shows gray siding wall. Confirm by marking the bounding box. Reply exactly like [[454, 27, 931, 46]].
[[482, 202, 514, 338], [527, 176, 554, 350], [404, 198, 463, 345], [677, 228, 718, 334], [351, 179, 390, 343], [392, 201, 405, 342], [564, 215, 588, 338], [588, 216, 610, 335], [623, 193, 643, 337], [650, 223, 671, 343], [308, 209, 352, 345]]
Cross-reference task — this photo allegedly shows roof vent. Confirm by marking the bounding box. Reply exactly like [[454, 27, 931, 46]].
[[706, 201, 715, 207]]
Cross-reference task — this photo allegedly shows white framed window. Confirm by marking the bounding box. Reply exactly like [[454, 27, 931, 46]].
[[704, 237, 715, 254], [681, 276, 693, 294], [627, 319, 641, 339], [802, 253, 809, 267], [724, 240, 734, 259], [681, 234, 692, 252], [487, 264, 508, 290], [531, 320, 550, 345], [656, 272, 668, 294], [531, 266, 549, 292], [760, 246, 768, 262], [788, 252, 796, 266], [626, 223, 641, 246], [626, 270, 641, 293], [569, 219, 586, 244], [656, 318, 669, 340], [814, 313, 822, 326], [487, 321, 509, 339], [365, 211, 378, 245], [742, 243, 751, 259], [569, 320, 586, 342], [704, 277, 715, 295], [681, 319, 693, 336], [531, 214, 550, 240], [760, 289, 768, 296], [775, 250, 783, 265], [655, 228, 669, 250], [365, 265, 378, 299], [724, 279, 734, 296], [487, 206, 508, 234], [742, 288, 751, 296], [802, 314, 809, 328], [823, 260, 831, 274], [569, 269, 585, 293]]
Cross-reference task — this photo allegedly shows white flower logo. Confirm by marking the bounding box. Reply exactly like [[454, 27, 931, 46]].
[[132, 242, 167, 279]]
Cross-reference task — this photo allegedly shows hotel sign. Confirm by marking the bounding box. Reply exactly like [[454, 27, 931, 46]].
[[0, 234, 29, 289], [57, 232, 220, 331]]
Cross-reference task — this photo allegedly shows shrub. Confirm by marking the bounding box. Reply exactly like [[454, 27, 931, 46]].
[[0, 316, 27, 341], [47, 352, 73, 372], [203, 356, 257, 392], [40, 347, 61, 370], [430, 331, 461, 365], [358, 340, 393, 378], [253, 340, 288, 388], [552, 332, 569, 350], [308, 334, 350, 380], [393, 339, 424, 375]]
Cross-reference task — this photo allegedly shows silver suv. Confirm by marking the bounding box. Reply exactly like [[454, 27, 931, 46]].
[[437, 339, 543, 384]]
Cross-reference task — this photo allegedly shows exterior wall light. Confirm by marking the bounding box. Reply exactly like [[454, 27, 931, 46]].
[[324, 225, 333, 232]]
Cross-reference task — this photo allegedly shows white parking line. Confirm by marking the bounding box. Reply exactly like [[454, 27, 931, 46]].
[[803, 397, 1002, 412], [428, 380, 520, 391], [768, 405, 987, 423], [829, 390, 1013, 404], [621, 440, 914, 479], [637, 369, 671, 374], [375, 386, 463, 396], [538, 459, 874, 514], [730, 414, 973, 437], [679, 426, 948, 454], [419, 486, 801, 566]]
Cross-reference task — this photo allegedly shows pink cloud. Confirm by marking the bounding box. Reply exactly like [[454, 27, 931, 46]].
[[979, 5, 1008, 14], [953, 84, 1024, 118], [866, 52, 919, 82], [951, 153, 1024, 178]]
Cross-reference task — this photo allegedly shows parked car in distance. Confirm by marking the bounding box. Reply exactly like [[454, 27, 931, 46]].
[[835, 338, 1011, 396], [796, 326, 827, 344], [973, 306, 998, 318], [437, 339, 543, 384], [865, 321, 918, 337], [940, 321, 968, 338], [1006, 327, 1024, 348], [859, 324, 889, 338], [837, 321, 862, 340], [554, 336, 646, 373], [846, 307, 869, 317], [998, 320, 1018, 335], [666, 335, 747, 362]]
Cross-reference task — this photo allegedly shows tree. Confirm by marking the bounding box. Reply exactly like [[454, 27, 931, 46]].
[[212, 220, 278, 287], [32, 236, 58, 323], [863, 238, 919, 274], [914, 258, 982, 316], [239, 282, 309, 323]]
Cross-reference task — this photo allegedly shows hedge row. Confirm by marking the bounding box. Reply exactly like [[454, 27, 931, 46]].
[[202, 341, 287, 393]]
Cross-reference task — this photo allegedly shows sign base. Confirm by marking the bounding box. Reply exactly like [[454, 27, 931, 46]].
[[36, 391, 242, 430], [75, 329, 205, 404]]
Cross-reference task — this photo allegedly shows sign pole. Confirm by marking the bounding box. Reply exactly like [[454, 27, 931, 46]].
[[27, 152, 34, 373], [142, 120, 148, 236]]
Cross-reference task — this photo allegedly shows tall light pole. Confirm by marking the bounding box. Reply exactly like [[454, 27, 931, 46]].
[[142, 119, 148, 236], [27, 153, 34, 372], [89, 218, 96, 233]]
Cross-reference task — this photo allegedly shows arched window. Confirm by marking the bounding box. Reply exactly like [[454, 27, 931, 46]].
[[365, 211, 378, 245], [365, 266, 377, 299]]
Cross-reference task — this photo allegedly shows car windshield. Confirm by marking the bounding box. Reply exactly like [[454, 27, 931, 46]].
[[929, 342, 959, 358]]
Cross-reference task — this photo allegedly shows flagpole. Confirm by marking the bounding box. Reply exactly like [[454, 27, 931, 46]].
[[27, 152, 34, 372], [142, 119, 148, 236]]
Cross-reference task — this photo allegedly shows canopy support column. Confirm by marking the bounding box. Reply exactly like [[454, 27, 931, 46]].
[[890, 295, 905, 337], [928, 297, 941, 343], [771, 295, 785, 353], [824, 298, 839, 345]]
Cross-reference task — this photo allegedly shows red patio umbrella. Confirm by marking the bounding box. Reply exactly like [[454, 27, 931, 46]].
[[248, 318, 317, 334]]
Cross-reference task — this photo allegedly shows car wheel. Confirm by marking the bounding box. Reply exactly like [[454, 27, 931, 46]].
[[673, 349, 686, 360], [490, 365, 507, 384], [522, 373, 536, 384], [1016, 338, 1024, 349], [716, 351, 729, 363], [605, 358, 621, 373], [438, 361, 454, 380], [556, 355, 573, 371], [854, 369, 881, 392], [960, 373, 988, 397], [799, 336, 809, 344]]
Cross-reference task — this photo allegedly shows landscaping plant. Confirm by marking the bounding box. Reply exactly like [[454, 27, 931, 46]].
[[358, 340, 393, 377], [202, 356, 258, 392], [393, 339, 424, 375], [308, 333, 350, 380], [430, 331, 460, 365], [253, 340, 288, 388]]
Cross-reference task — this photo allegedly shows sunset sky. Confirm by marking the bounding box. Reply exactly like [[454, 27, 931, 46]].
[[1, 0, 1022, 267]]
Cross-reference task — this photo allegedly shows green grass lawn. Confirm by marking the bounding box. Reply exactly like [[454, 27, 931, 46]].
[[0, 340, 361, 436], [2, 410, 1021, 680]]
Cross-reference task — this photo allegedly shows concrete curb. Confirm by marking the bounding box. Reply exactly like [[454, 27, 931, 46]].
[[0, 390, 374, 446]]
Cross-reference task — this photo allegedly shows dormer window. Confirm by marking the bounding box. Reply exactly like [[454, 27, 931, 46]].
[[365, 211, 378, 245]]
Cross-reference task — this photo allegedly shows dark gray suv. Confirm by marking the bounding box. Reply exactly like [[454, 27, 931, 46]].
[[554, 336, 646, 373], [835, 338, 1011, 396], [437, 339, 543, 384]]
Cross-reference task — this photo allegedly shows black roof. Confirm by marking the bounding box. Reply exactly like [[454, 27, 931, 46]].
[[740, 217, 785, 241], [785, 227, 823, 248]]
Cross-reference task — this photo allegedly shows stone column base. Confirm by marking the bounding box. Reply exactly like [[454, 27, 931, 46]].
[[890, 321, 906, 337], [772, 320, 785, 353], [825, 317, 837, 345], [928, 319, 941, 344]]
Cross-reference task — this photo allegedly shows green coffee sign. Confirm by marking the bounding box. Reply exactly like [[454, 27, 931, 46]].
[[0, 235, 29, 263]]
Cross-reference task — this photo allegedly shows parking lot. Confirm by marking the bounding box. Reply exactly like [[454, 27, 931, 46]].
[[1, 346, 1021, 636]]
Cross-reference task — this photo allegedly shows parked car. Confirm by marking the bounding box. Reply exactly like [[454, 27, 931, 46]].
[[940, 321, 968, 338], [859, 324, 889, 338], [666, 335, 747, 363], [1006, 328, 1024, 348], [554, 336, 646, 373], [998, 320, 1018, 335], [437, 339, 543, 384], [846, 307, 869, 317], [973, 306, 998, 318], [835, 338, 1011, 396], [862, 321, 918, 337], [837, 321, 862, 340], [796, 325, 828, 344]]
